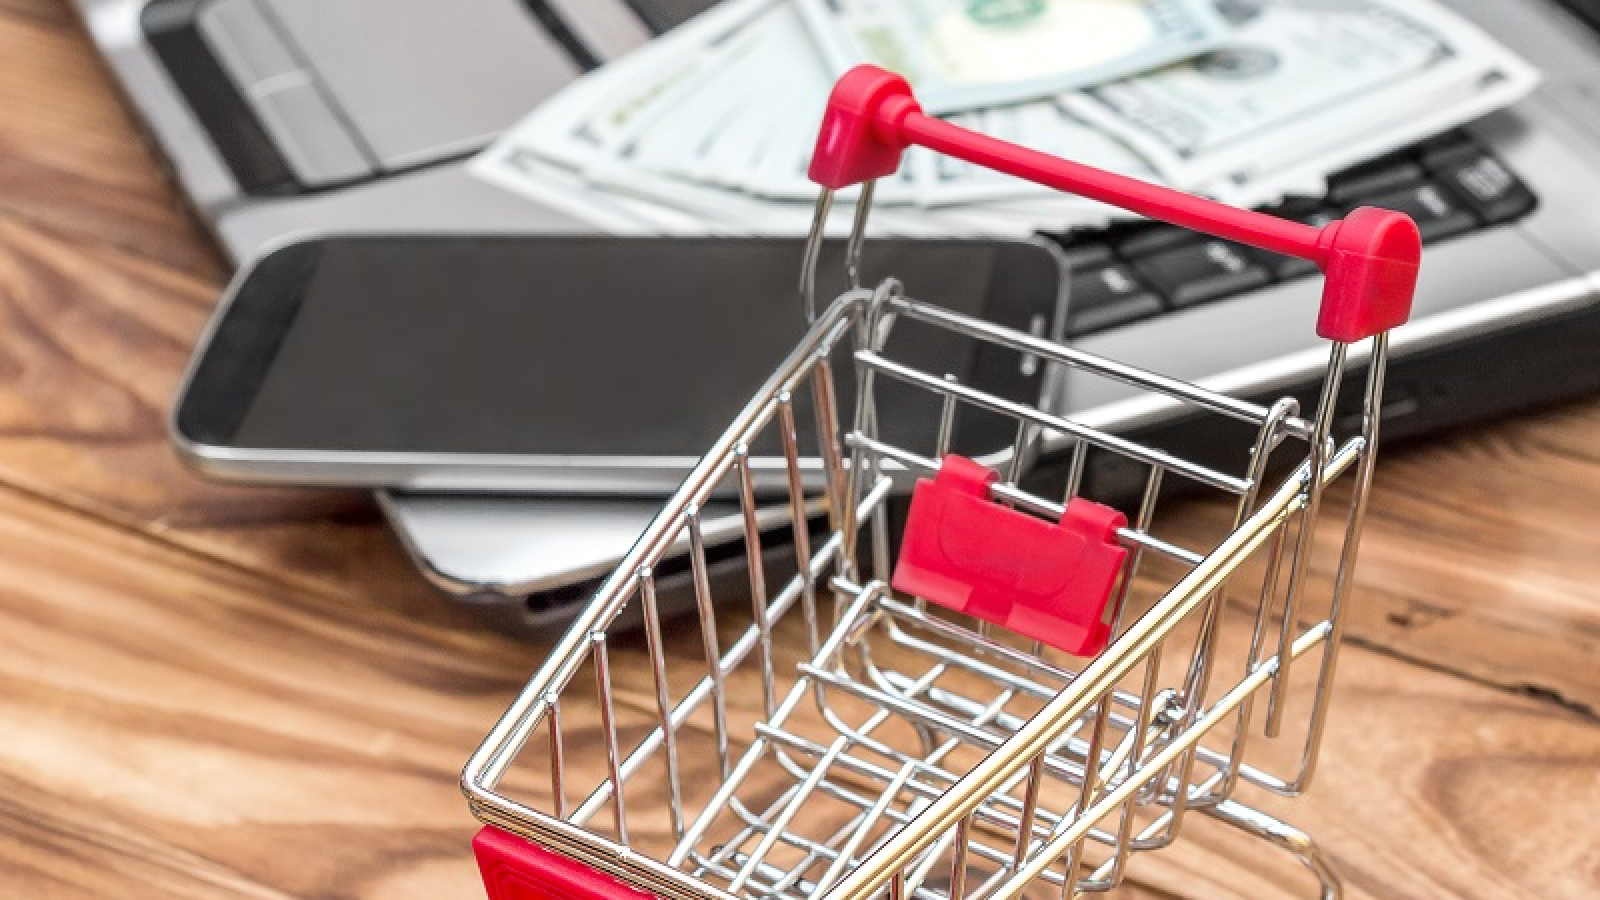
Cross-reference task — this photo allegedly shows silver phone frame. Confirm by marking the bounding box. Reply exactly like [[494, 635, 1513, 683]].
[[170, 233, 1070, 493]]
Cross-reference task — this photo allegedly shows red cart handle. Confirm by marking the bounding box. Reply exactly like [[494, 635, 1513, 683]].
[[808, 66, 1420, 344]]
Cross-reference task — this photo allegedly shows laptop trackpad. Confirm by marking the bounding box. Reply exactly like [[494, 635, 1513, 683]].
[[261, 0, 581, 170]]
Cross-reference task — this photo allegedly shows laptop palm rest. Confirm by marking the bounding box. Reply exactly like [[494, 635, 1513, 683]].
[[200, 0, 584, 187]]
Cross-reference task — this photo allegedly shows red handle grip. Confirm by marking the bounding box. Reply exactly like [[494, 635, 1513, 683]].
[[807, 66, 1420, 344]]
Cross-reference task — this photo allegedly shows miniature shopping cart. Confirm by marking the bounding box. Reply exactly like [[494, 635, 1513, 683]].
[[464, 66, 1421, 900]]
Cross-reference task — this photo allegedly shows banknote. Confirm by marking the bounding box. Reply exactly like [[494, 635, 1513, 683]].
[[623, 3, 1149, 208], [471, 5, 950, 237], [483, 145, 704, 234], [584, 2, 783, 158], [484, 0, 777, 163], [619, 4, 932, 206], [470, 66, 722, 235], [482, 0, 1212, 220], [906, 101, 1162, 205], [471, 0, 779, 211], [1064, 0, 1540, 189], [629, 4, 840, 195], [795, 0, 1234, 113], [473, 0, 1539, 240]]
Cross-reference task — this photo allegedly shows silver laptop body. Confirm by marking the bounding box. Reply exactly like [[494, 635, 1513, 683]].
[[69, 0, 1600, 629]]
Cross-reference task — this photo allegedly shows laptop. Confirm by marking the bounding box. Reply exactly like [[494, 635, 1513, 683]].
[[69, 0, 1600, 633]]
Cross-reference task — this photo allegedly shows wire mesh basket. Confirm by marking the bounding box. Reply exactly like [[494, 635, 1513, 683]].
[[463, 65, 1422, 900]]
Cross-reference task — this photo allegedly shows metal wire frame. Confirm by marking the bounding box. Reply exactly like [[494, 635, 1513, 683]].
[[463, 268, 1391, 900], [816, 447, 1365, 900]]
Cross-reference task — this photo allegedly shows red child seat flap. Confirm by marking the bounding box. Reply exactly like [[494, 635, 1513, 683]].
[[891, 455, 1128, 657], [475, 826, 662, 900]]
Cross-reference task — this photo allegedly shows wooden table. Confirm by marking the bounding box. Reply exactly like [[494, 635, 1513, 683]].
[[1, 2, 1596, 897]]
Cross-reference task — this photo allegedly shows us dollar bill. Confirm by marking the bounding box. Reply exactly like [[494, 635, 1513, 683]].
[[795, 0, 1235, 113], [908, 101, 1163, 206], [628, 3, 840, 196], [469, 1, 952, 237], [621, 2, 1155, 209], [471, 0, 775, 174], [472, 0, 1537, 238], [1063, 0, 1540, 189]]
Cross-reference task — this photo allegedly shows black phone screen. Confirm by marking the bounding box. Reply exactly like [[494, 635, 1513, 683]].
[[178, 236, 1062, 461]]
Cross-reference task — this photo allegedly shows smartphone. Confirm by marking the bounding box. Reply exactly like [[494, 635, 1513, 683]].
[[172, 235, 1067, 492]]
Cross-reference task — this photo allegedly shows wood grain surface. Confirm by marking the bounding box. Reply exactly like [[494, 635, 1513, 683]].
[[0, 1, 1595, 898]]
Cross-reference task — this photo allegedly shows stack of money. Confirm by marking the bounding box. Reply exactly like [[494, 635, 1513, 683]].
[[471, 0, 1538, 237]]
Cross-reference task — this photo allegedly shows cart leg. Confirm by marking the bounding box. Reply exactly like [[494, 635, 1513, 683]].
[[1205, 801, 1341, 900]]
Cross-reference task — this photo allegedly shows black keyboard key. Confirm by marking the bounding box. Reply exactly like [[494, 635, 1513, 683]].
[[1425, 151, 1537, 225], [1046, 135, 1537, 314], [1258, 196, 1325, 220], [1554, 0, 1600, 35], [1417, 131, 1480, 171], [1270, 253, 1320, 281], [1327, 151, 1424, 204], [1360, 182, 1478, 243], [1115, 224, 1199, 258], [1258, 201, 1339, 279], [1131, 239, 1271, 309], [1059, 241, 1114, 268], [1066, 263, 1164, 337]]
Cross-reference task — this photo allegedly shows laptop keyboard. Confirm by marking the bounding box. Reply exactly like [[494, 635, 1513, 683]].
[[1053, 130, 1539, 339]]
